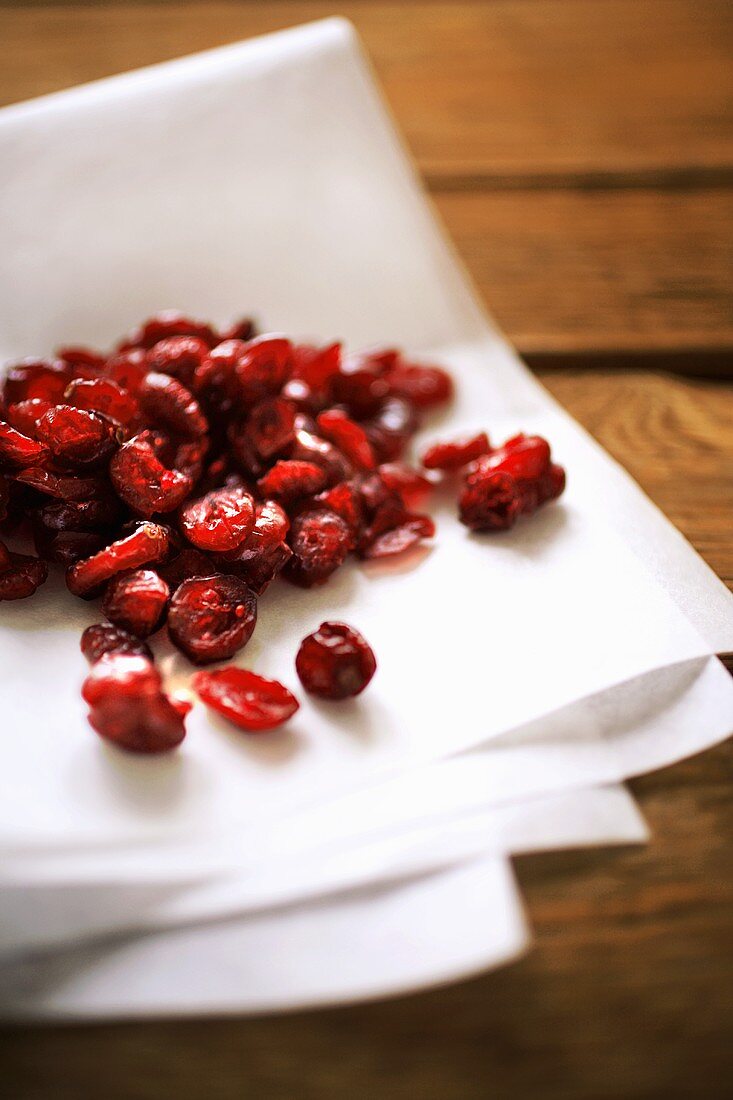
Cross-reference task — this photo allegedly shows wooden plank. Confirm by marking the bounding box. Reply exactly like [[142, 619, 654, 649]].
[[0, 1, 731, 184], [435, 187, 733, 355]]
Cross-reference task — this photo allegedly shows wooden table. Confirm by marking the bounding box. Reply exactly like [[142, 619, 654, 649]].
[[1, 3, 731, 1097]]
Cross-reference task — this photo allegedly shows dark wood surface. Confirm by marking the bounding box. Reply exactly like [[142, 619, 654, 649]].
[[0, 3, 731, 1097]]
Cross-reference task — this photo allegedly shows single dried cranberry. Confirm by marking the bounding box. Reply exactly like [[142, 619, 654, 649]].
[[173, 437, 208, 483], [64, 377, 140, 430], [363, 396, 418, 462], [35, 405, 117, 467], [0, 420, 51, 469], [285, 509, 352, 588], [313, 481, 364, 538], [256, 460, 328, 507], [82, 654, 187, 753], [289, 429, 354, 485], [459, 470, 521, 532], [291, 343, 342, 393], [5, 399, 54, 437], [167, 574, 257, 664], [316, 409, 376, 471], [478, 434, 552, 482], [158, 547, 218, 591], [193, 668, 299, 732], [66, 521, 172, 597], [193, 339, 247, 400], [121, 311, 218, 351], [179, 486, 255, 552], [105, 348, 149, 392], [360, 514, 435, 559], [330, 363, 389, 418], [110, 435, 192, 516], [296, 621, 376, 699], [81, 623, 153, 664], [536, 462, 566, 504], [146, 336, 210, 387], [57, 347, 106, 374], [422, 431, 491, 471], [218, 318, 257, 343], [246, 397, 296, 459], [377, 463, 432, 510], [103, 569, 170, 637], [2, 358, 71, 405], [383, 357, 453, 408], [234, 336, 293, 405], [216, 500, 292, 593], [0, 550, 48, 600], [138, 372, 208, 439]]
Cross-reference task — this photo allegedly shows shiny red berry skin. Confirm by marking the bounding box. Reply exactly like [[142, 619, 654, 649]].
[[0, 420, 51, 469], [421, 431, 491, 471], [360, 514, 435, 559], [64, 377, 140, 430], [296, 621, 376, 700], [459, 470, 521, 532], [0, 551, 48, 600], [256, 460, 328, 508], [479, 434, 551, 482], [35, 405, 117, 468], [234, 336, 293, 405], [285, 509, 352, 588], [246, 397, 297, 459], [2, 358, 71, 405], [146, 336, 210, 387], [5, 399, 54, 437], [383, 358, 453, 409], [193, 667, 299, 732], [102, 569, 170, 638], [110, 435, 192, 516], [316, 409, 376, 471], [82, 654, 187, 753], [66, 522, 172, 598], [81, 623, 153, 664], [179, 486, 255, 553], [121, 311, 218, 351], [167, 574, 257, 665]]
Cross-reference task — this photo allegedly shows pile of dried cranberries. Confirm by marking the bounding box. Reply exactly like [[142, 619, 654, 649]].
[[0, 311, 565, 753]]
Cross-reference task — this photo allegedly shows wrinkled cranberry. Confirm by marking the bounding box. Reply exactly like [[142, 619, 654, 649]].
[[82, 654, 187, 753], [35, 405, 117, 468], [179, 486, 255, 552], [377, 463, 432, 510], [5, 399, 54, 437], [193, 668, 299, 732], [66, 521, 172, 597], [57, 347, 106, 374], [313, 481, 364, 538], [214, 498, 291, 591], [256, 460, 328, 508], [289, 428, 354, 485], [296, 621, 376, 699], [383, 357, 453, 408], [106, 348, 149, 392], [121, 311, 218, 351], [331, 360, 389, 418], [167, 574, 257, 664], [477, 434, 551, 482], [360, 514, 435, 559], [316, 409, 376, 471], [459, 470, 521, 532], [363, 396, 418, 462], [0, 420, 51, 468], [193, 339, 247, 401], [138, 372, 208, 439], [291, 342, 342, 394], [2, 358, 71, 405], [81, 623, 153, 664], [246, 397, 296, 459], [0, 550, 48, 600], [234, 336, 292, 405], [103, 569, 170, 637], [110, 435, 192, 516], [285, 509, 352, 588], [422, 431, 491, 471], [64, 377, 140, 430], [146, 336, 210, 387], [158, 547, 218, 591]]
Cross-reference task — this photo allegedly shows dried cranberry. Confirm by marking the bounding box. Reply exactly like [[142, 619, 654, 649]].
[[291, 342, 342, 393], [57, 347, 106, 374], [35, 494, 120, 532], [219, 318, 257, 343], [5, 399, 54, 437], [313, 481, 364, 538], [256, 460, 328, 508], [146, 336, 210, 387], [0, 420, 51, 469], [289, 429, 354, 485], [459, 470, 521, 532], [316, 409, 376, 471], [64, 377, 140, 430], [35, 405, 117, 468], [110, 435, 192, 516], [121, 311, 218, 351], [383, 358, 453, 408], [246, 397, 296, 459], [331, 364, 389, 418], [179, 486, 255, 552], [478, 434, 551, 482], [105, 348, 149, 392], [422, 431, 491, 471], [2, 358, 71, 405], [81, 623, 153, 664], [234, 336, 292, 405], [82, 654, 187, 753], [360, 514, 435, 559], [214, 498, 291, 590], [0, 550, 48, 600], [66, 521, 172, 597], [103, 569, 170, 638], [193, 668, 299, 732], [377, 463, 432, 510], [34, 527, 105, 565], [138, 372, 208, 439], [296, 621, 376, 699], [193, 339, 247, 401], [537, 462, 566, 504], [285, 509, 352, 588], [167, 574, 257, 664], [363, 396, 418, 462], [158, 547, 218, 591]]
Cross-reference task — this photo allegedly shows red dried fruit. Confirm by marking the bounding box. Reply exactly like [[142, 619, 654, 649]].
[[289, 428, 354, 484], [103, 569, 170, 637], [214, 499, 291, 591], [179, 486, 255, 552], [316, 409, 376, 471], [537, 462, 566, 504], [110, 435, 192, 516], [64, 377, 140, 430], [363, 396, 418, 462], [285, 509, 352, 588], [360, 514, 435, 559], [478, 434, 551, 482], [0, 551, 48, 600], [138, 372, 208, 439], [234, 336, 292, 405], [82, 654, 187, 753], [246, 397, 296, 459], [121, 311, 218, 351], [57, 347, 106, 374], [193, 668, 299, 732], [158, 547, 218, 591], [35, 405, 117, 467], [6, 399, 54, 437], [2, 358, 71, 405], [0, 420, 51, 469], [219, 318, 257, 343], [291, 342, 342, 393], [313, 480, 364, 538], [66, 521, 172, 597], [193, 339, 247, 400], [81, 623, 153, 664], [331, 362, 389, 418], [459, 470, 521, 532], [146, 336, 210, 387], [383, 357, 453, 409], [105, 348, 149, 392], [256, 460, 328, 507], [35, 494, 120, 532], [421, 431, 491, 471], [295, 621, 376, 699], [377, 463, 432, 510], [33, 527, 105, 566], [167, 574, 257, 665]]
